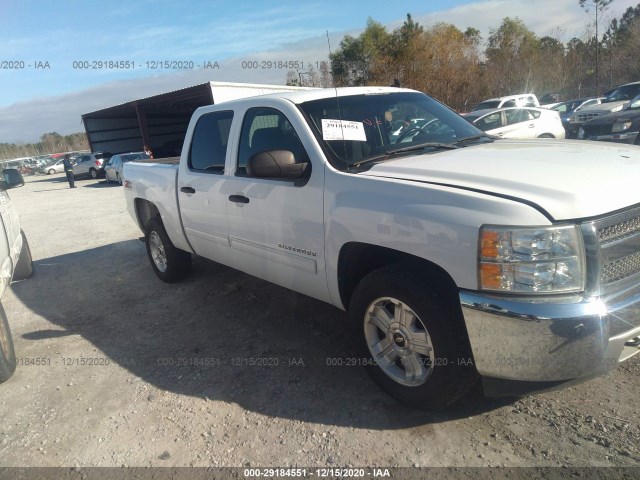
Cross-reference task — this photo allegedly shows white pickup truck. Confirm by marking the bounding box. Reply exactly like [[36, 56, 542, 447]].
[[124, 86, 640, 409]]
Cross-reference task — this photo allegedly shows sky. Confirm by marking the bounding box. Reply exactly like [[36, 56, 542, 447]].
[[0, 0, 638, 143]]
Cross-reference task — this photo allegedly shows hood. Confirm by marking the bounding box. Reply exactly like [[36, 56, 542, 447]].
[[585, 108, 640, 125], [360, 140, 640, 221], [579, 100, 628, 114]]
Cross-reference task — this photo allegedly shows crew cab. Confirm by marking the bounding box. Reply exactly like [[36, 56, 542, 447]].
[[124, 87, 640, 409]]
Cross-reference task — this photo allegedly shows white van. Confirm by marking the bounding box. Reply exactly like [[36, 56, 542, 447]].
[[472, 94, 539, 111]]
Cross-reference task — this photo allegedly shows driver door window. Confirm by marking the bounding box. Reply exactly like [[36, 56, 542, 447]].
[[237, 107, 308, 177]]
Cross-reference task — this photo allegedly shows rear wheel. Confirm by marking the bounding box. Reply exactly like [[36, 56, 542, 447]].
[[348, 264, 477, 410], [13, 230, 34, 281], [145, 217, 192, 283], [0, 303, 16, 383], [538, 133, 554, 138], [47, 169, 55, 175], [89, 168, 98, 179], [117, 173, 122, 186]]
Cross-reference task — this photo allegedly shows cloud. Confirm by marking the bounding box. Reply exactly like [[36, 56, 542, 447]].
[[1, 0, 638, 143]]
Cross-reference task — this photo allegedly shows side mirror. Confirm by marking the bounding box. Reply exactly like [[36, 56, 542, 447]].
[[247, 150, 309, 179], [1, 168, 25, 189]]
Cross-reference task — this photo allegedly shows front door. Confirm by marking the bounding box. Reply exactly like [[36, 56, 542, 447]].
[[222, 105, 330, 303]]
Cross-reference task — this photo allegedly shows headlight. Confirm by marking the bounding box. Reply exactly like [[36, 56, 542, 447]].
[[479, 225, 585, 294], [612, 120, 632, 132]]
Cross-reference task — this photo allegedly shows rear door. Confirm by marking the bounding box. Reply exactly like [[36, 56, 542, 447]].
[[104, 155, 118, 181], [493, 109, 535, 139], [74, 155, 92, 175], [177, 110, 235, 263]]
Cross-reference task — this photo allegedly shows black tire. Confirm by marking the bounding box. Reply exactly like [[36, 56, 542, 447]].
[[47, 169, 55, 175], [348, 264, 478, 410], [89, 168, 98, 179], [144, 217, 192, 283], [0, 302, 16, 383], [538, 133, 554, 138], [13, 230, 34, 281], [117, 173, 122, 186], [635, 134, 640, 146]]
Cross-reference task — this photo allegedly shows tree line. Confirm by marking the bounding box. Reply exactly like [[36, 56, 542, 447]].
[[287, 2, 640, 111], [0, 132, 89, 161]]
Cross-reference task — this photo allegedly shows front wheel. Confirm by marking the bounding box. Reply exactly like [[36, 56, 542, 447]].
[[0, 303, 16, 383], [145, 217, 192, 283], [47, 169, 55, 175], [538, 133, 555, 138], [348, 264, 477, 410], [117, 173, 122, 186], [89, 168, 98, 179]]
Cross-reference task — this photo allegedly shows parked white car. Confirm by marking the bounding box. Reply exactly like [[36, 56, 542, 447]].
[[104, 152, 150, 185], [464, 107, 565, 139], [471, 94, 539, 111]]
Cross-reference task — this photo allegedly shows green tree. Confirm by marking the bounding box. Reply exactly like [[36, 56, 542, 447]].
[[579, 0, 614, 92], [330, 18, 391, 86], [485, 17, 540, 94]]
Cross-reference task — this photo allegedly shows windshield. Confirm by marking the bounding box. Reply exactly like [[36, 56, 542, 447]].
[[299, 92, 482, 169], [603, 84, 640, 103], [121, 153, 149, 163], [472, 100, 500, 111], [551, 100, 586, 113], [627, 94, 640, 110]]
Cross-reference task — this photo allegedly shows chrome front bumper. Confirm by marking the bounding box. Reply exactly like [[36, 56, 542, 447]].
[[581, 131, 639, 144], [460, 285, 640, 388]]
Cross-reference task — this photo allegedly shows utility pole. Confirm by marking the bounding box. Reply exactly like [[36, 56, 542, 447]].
[[579, 0, 614, 95]]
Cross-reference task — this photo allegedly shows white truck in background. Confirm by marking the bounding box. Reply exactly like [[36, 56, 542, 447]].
[[0, 168, 34, 383], [124, 86, 640, 409]]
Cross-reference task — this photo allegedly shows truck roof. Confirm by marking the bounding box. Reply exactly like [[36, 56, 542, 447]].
[[211, 86, 419, 107]]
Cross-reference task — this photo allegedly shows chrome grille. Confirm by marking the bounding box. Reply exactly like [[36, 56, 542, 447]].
[[592, 206, 640, 289], [598, 215, 640, 242], [601, 251, 640, 283], [576, 112, 601, 123]]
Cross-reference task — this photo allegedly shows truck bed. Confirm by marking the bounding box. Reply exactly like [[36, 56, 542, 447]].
[[133, 156, 180, 165]]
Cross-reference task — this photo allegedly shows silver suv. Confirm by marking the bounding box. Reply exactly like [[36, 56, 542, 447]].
[[570, 81, 640, 132], [72, 152, 112, 179], [0, 168, 34, 383]]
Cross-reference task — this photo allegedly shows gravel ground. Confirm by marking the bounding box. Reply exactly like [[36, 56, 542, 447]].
[[0, 173, 638, 469]]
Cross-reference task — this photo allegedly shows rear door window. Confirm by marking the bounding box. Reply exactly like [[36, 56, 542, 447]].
[[505, 109, 527, 125], [188, 110, 234, 174]]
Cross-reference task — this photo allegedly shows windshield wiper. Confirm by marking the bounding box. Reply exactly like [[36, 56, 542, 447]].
[[353, 142, 458, 168], [454, 134, 496, 145]]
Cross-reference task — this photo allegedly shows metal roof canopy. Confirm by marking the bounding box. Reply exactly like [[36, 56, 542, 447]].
[[81, 81, 312, 158]]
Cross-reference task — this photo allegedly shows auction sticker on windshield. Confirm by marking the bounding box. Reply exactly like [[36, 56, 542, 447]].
[[321, 119, 367, 141]]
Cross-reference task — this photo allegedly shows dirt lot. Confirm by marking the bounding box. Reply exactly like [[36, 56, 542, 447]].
[[0, 173, 638, 469]]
